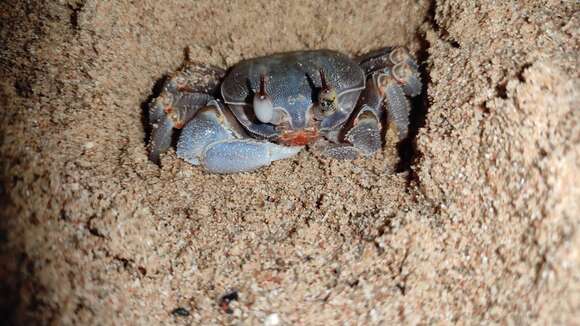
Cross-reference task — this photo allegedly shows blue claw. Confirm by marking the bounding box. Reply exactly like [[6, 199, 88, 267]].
[[202, 140, 301, 174], [176, 107, 302, 174], [177, 110, 234, 165]]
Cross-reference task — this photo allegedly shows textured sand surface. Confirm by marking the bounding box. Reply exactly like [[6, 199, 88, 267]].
[[0, 0, 578, 325]]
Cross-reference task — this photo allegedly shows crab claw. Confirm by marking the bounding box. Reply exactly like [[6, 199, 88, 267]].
[[146, 61, 225, 165], [177, 104, 302, 174]]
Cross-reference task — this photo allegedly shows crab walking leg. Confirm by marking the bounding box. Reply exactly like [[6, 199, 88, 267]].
[[355, 47, 422, 140], [148, 62, 225, 164], [357, 46, 422, 97], [322, 79, 384, 159], [323, 112, 382, 160], [322, 49, 422, 160], [388, 47, 422, 97], [379, 74, 412, 140], [345, 110, 382, 154], [148, 117, 175, 163], [391, 60, 422, 97], [357, 46, 420, 77], [356, 46, 395, 75], [177, 104, 302, 174]]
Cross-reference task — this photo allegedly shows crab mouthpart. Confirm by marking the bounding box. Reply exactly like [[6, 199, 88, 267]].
[[278, 128, 319, 146]]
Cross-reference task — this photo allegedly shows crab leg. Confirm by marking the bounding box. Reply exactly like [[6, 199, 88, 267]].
[[323, 47, 421, 159], [321, 77, 384, 159], [148, 62, 225, 164], [177, 102, 302, 174], [322, 110, 382, 160], [356, 46, 395, 75], [389, 48, 422, 97], [377, 74, 411, 139], [148, 92, 215, 163], [359, 47, 422, 140]]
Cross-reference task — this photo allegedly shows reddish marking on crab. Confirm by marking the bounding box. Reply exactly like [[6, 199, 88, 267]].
[[164, 106, 173, 113], [278, 129, 319, 146], [176, 85, 193, 92]]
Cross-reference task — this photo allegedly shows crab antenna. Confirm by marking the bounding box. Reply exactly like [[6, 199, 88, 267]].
[[319, 69, 329, 90]]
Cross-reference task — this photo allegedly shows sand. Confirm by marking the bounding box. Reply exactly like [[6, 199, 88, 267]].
[[0, 0, 578, 324]]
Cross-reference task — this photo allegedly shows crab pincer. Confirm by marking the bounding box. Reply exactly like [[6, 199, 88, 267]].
[[147, 63, 224, 164]]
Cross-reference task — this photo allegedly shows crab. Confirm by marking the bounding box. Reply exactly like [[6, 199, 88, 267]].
[[147, 47, 422, 173]]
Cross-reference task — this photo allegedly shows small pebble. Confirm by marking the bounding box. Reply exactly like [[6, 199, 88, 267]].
[[264, 313, 280, 326], [171, 307, 190, 317], [83, 141, 95, 149], [219, 290, 239, 314]]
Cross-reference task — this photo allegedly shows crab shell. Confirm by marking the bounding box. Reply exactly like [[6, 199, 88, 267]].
[[220, 50, 365, 145]]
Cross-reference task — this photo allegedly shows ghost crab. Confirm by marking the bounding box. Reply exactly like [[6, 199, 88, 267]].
[[148, 47, 421, 173]]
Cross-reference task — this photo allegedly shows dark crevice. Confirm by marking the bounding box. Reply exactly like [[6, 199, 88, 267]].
[[140, 75, 169, 145], [495, 81, 508, 99], [218, 290, 239, 314], [516, 62, 533, 82], [67, 1, 86, 31], [449, 40, 461, 49], [14, 79, 33, 98], [423, 0, 461, 49], [395, 25, 433, 188], [86, 216, 106, 239], [496, 63, 535, 100], [425, 0, 439, 32], [479, 102, 491, 115]]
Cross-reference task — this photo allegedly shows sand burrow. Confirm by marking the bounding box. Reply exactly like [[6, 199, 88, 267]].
[[0, 0, 578, 324]]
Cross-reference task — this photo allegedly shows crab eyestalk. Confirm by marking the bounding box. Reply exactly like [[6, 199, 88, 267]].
[[317, 69, 338, 117], [253, 74, 275, 123]]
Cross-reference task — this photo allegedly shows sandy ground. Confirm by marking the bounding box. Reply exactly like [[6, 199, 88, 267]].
[[0, 0, 578, 325]]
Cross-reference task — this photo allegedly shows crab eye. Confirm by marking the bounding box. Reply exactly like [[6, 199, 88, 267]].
[[253, 74, 274, 123], [317, 69, 337, 114], [319, 92, 335, 110]]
